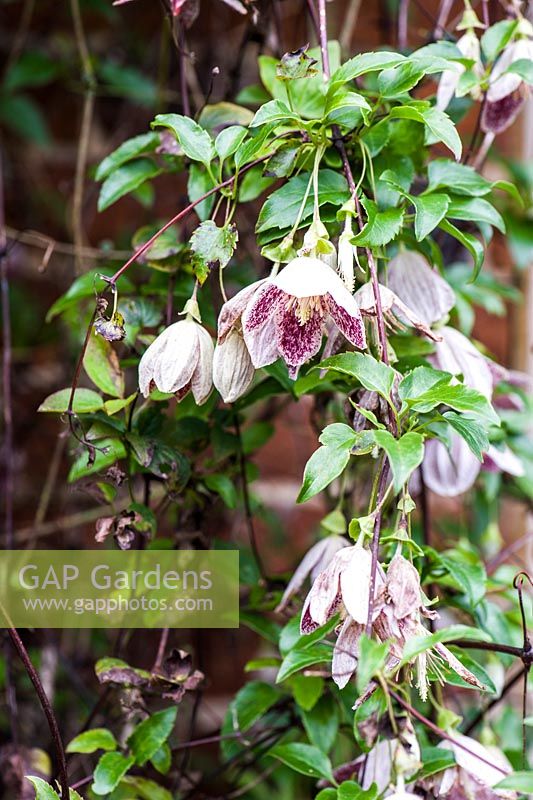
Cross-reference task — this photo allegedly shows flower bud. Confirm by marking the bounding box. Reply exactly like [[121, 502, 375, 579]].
[[138, 318, 213, 404], [212, 328, 255, 403]]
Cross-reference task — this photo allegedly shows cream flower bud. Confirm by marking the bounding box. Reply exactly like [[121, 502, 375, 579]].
[[337, 216, 355, 292], [138, 318, 213, 404], [213, 328, 255, 403]]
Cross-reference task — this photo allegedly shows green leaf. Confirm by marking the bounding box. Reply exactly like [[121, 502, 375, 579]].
[[331, 51, 405, 84], [481, 19, 519, 61], [92, 752, 135, 795], [268, 742, 335, 783], [83, 334, 124, 398], [409, 383, 499, 425], [251, 99, 300, 127], [389, 105, 461, 160], [68, 437, 127, 482], [150, 742, 172, 775], [338, 782, 377, 800], [95, 132, 161, 181], [188, 163, 216, 222], [214, 125, 247, 161], [231, 681, 282, 731], [4, 51, 59, 92], [495, 771, 533, 793], [398, 366, 452, 402], [38, 387, 104, 414], [127, 707, 177, 766], [447, 197, 505, 233], [190, 221, 238, 276], [356, 635, 389, 694], [121, 776, 173, 800], [505, 57, 533, 84], [319, 423, 358, 449], [257, 169, 349, 232], [66, 727, 118, 754], [352, 201, 404, 247], [204, 473, 238, 508], [46, 269, 134, 322], [373, 431, 425, 492], [401, 623, 491, 664], [318, 353, 396, 401], [378, 62, 425, 96], [297, 444, 351, 503], [414, 746, 455, 780], [152, 113, 215, 165], [438, 552, 487, 606], [26, 778, 60, 800], [427, 159, 492, 196], [315, 790, 338, 800], [443, 412, 489, 460], [439, 219, 484, 279], [325, 89, 371, 115], [0, 94, 50, 144], [291, 674, 324, 711], [412, 193, 449, 241], [98, 158, 161, 211], [277, 643, 332, 683], [302, 695, 339, 753]]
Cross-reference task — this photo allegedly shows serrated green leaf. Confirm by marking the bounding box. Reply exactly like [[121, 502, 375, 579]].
[[412, 193, 449, 240], [95, 132, 161, 181], [152, 113, 215, 165], [427, 159, 492, 196], [331, 51, 406, 84], [277, 643, 332, 683], [409, 382, 499, 424], [447, 196, 505, 233], [231, 681, 282, 731], [251, 99, 300, 127], [400, 623, 491, 664], [190, 221, 238, 276], [92, 752, 135, 795], [443, 412, 489, 460], [83, 334, 124, 397], [318, 353, 396, 400], [256, 169, 349, 232], [98, 159, 161, 211], [352, 201, 404, 247], [373, 430, 425, 492], [26, 778, 60, 800], [215, 125, 248, 160], [439, 219, 484, 280], [297, 444, 351, 503], [127, 707, 177, 766]]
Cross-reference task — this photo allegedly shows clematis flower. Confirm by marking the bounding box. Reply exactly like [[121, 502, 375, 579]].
[[138, 318, 213, 404], [425, 733, 517, 799], [355, 281, 442, 342], [242, 256, 366, 378], [276, 535, 347, 613], [213, 328, 255, 403], [300, 542, 378, 634], [482, 34, 533, 134], [437, 30, 483, 111], [386, 251, 455, 326], [372, 554, 484, 700]]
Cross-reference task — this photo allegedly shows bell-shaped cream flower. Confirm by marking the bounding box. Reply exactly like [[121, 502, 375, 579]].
[[138, 318, 213, 404], [431, 733, 517, 799], [213, 328, 254, 403], [300, 542, 377, 635], [276, 535, 347, 613], [437, 30, 483, 111], [387, 251, 455, 326], [482, 34, 533, 134], [355, 281, 442, 342], [242, 256, 366, 378]]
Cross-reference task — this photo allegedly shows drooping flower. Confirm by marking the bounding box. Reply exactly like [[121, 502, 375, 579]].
[[276, 535, 348, 613], [425, 733, 517, 800], [355, 281, 442, 342], [213, 328, 255, 403], [300, 542, 378, 634], [242, 256, 366, 378], [372, 554, 484, 700], [386, 251, 455, 326], [482, 34, 533, 134], [422, 326, 524, 496], [437, 30, 483, 111], [138, 318, 213, 404]]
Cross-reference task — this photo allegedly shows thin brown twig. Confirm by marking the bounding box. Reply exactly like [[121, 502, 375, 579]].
[[7, 628, 70, 799]]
